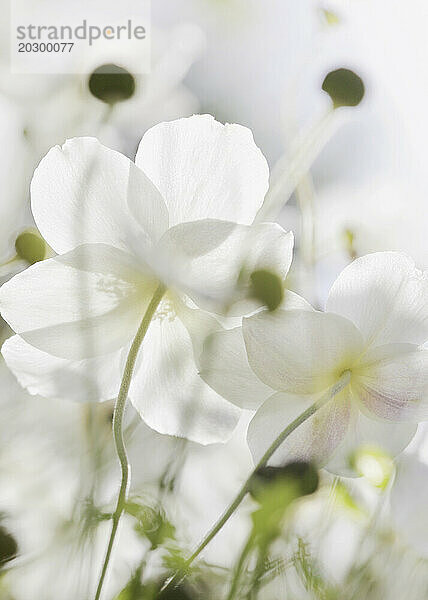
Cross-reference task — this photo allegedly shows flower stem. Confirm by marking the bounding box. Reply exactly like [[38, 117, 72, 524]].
[[226, 534, 254, 600], [254, 108, 337, 223], [94, 283, 166, 600], [160, 370, 351, 595]]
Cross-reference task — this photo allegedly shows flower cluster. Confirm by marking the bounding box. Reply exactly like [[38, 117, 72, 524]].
[[0, 114, 427, 598], [0, 114, 427, 467], [203, 252, 428, 475]]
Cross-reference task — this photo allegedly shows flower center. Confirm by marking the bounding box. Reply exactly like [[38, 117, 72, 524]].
[[332, 367, 353, 392]]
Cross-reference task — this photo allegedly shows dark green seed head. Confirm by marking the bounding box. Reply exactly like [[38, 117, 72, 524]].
[[250, 461, 319, 500], [15, 231, 46, 265], [322, 68, 365, 108], [0, 525, 18, 567], [88, 64, 136, 104], [250, 269, 284, 311]]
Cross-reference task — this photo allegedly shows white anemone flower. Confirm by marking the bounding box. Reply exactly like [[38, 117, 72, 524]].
[[202, 252, 428, 474], [0, 114, 295, 445]]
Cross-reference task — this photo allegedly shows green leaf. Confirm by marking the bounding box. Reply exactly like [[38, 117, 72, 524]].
[[114, 567, 159, 600], [322, 68, 365, 108], [293, 538, 336, 597], [125, 501, 175, 549], [162, 546, 191, 575]]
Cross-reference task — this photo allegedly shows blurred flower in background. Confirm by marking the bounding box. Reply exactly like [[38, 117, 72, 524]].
[[0, 0, 203, 283], [152, 0, 427, 293]]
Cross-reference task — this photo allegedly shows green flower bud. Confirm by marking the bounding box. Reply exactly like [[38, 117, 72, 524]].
[[88, 64, 136, 104], [15, 230, 46, 265], [322, 68, 365, 109], [250, 269, 284, 311]]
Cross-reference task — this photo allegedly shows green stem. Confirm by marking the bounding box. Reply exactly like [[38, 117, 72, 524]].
[[160, 370, 351, 595], [227, 535, 254, 600], [247, 539, 272, 600], [296, 174, 316, 268], [0, 254, 19, 267], [254, 108, 335, 223], [94, 283, 166, 600]]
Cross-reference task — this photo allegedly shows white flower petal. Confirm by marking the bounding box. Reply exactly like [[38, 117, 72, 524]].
[[228, 289, 314, 323], [247, 390, 351, 467], [226, 224, 295, 316], [172, 297, 222, 366], [32, 137, 168, 254], [2, 335, 124, 402], [129, 300, 240, 444], [200, 327, 273, 410], [135, 115, 269, 226], [0, 244, 157, 360], [155, 219, 241, 304], [355, 343, 428, 422], [279, 290, 314, 311], [243, 309, 365, 394], [156, 219, 294, 312], [326, 401, 417, 477], [199, 291, 313, 410], [242, 224, 294, 276], [327, 252, 428, 346]]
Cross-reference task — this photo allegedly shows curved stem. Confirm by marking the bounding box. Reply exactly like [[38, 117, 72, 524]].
[[296, 173, 319, 307], [94, 283, 166, 600], [160, 370, 351, 595], [254, 108, 337, 224]]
